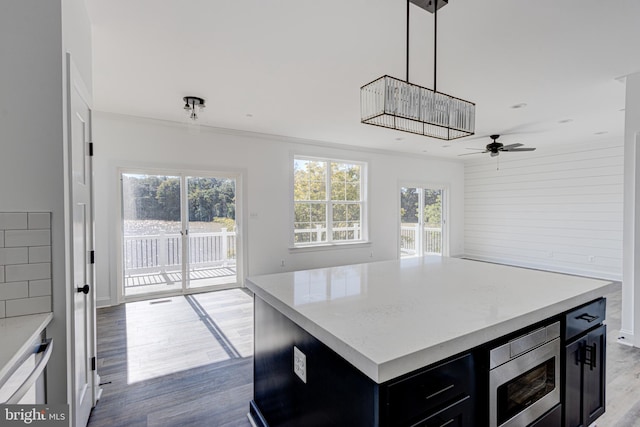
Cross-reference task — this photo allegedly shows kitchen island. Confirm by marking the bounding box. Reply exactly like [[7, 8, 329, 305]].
[[246, 256, 617, 427]]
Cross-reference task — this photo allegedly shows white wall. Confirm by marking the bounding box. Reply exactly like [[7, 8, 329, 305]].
[[92, 113, 465, 307], [464, 139, 624, 281], [621, 72, 640, 346], [0, 0, 92, 409]]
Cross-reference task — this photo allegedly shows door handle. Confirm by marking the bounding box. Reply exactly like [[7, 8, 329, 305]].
[[576, 313, 599, 323], [581, 343, 597, 370], [76, 284, 90, 294], [3, 339, 53, 404]]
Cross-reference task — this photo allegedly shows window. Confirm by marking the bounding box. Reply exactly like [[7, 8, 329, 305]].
[[293, 156, 366, 246]]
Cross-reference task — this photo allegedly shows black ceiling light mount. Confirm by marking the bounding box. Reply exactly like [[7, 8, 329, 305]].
[[183, 96, 206, 121], [360, 0, 475, 141]]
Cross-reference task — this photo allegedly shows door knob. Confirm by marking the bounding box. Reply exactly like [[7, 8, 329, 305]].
[[76, 284, 90, 294]]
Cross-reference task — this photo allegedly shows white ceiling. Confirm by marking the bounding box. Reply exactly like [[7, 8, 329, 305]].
[[85, 0, 640, 159]]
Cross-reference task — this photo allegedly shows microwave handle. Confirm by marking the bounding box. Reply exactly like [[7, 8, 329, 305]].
[[3, 338, 53, 404]]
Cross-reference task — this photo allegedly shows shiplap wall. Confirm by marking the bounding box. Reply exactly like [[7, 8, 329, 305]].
[[463, 139, 624, 280]]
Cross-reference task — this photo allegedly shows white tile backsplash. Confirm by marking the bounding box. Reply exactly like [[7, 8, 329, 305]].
[[5, 263, 51, 282], [5, 296, 51, 317], [0, 213, 52, 317], [0, 213, 27, 230], [28, 246, 51, 263], [5, 229, 50, 247], [28, 213, 50, 230], [0, 282, 29, 300], [29, 279, 51, 297], [0, 248, 29, 265]]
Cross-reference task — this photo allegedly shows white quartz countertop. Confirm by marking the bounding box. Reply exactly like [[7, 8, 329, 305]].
[[246, 256, 617, 383], [0, 313, 53, 382]]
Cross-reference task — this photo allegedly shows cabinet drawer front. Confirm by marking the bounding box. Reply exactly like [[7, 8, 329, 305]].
[[386, 353, 474, 426], [565, 298, 605, 342], [528, 404, 561, 427], [410, 395, 472, 427]]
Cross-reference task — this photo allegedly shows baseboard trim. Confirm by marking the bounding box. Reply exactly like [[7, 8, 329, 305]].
[[457, 254, 622, 282], [617, 329, 635, 347]]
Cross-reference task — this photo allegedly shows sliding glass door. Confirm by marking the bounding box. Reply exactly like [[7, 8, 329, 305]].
[[121, 171, 239, 299], [186, 176, 237, 290]]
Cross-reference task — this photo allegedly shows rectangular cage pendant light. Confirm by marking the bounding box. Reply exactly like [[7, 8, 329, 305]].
[[361, 75, 475, 140], [360, 0, 475, 141]]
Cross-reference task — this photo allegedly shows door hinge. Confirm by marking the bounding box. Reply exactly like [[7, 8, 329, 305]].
[[90, 250, 95, 264], [91, 356, 96, 371], [89, 142, 94, 156]]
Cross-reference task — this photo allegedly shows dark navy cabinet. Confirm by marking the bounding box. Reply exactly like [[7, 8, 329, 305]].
[[251, 296, 476, 427], [382, 353, 475, 426], [563, 299, 606, 427]]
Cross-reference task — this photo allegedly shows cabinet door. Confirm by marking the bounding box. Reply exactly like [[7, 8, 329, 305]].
[[564, 338, 585, 427], [564, 324, 606, 427], [584, 325, 606, 426]]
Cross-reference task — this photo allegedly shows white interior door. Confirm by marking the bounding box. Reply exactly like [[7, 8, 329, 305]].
[[67, 54, 97, 427]]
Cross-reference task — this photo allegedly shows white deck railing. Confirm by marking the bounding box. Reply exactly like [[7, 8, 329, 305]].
[[400, 225, 442, 255], [124, 228, 237, 275], [293, 224, 361, 243]]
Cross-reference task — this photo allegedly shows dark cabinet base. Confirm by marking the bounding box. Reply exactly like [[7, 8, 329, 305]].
[[252, 297, 379, 427], [564, 300, 607, 427], [252, 295, 607, 427], [252, 296, 475, 427], [529, 404, 562, 427]]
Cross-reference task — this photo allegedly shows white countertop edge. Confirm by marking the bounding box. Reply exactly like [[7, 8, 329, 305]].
[[248, 279, 618, 384], [0, 313, 54, 382], [376, 282, 619, 383]]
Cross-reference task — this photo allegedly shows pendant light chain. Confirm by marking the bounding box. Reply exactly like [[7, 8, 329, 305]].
[[433, 1, 437, 92], [405, 0, 438, 90], [406, 0, 410, 83]]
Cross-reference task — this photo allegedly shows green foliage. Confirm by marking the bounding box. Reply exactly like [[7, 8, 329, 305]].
[[400, 187, 419, 223], [423, 190, 441, 227], [400, 187, 441, 226], [212, 217, 236, 230], [122, 175, 236, 223]]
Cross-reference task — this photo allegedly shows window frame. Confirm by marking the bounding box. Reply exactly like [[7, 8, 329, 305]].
[[291, 154, 368, 248]]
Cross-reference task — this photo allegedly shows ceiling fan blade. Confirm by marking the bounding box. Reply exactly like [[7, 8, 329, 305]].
[[500, 143, 523, 149], [464, 148, 485, 151], [458, 151, 487, 156], [503, 147, 536, 152]]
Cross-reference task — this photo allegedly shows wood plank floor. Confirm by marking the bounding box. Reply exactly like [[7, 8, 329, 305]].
[[88, 285, 640, 426], [87, 289, 253, 427]]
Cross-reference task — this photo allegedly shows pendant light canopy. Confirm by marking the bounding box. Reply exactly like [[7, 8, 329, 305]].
[[360, 0, 475, 141], [183, 96, 206, 121]]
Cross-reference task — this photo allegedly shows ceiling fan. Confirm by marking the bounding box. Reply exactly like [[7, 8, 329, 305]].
[[459, 134, 536, 157]]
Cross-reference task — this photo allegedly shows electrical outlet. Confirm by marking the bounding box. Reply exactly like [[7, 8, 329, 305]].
[[293, 346, 307, 383]]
